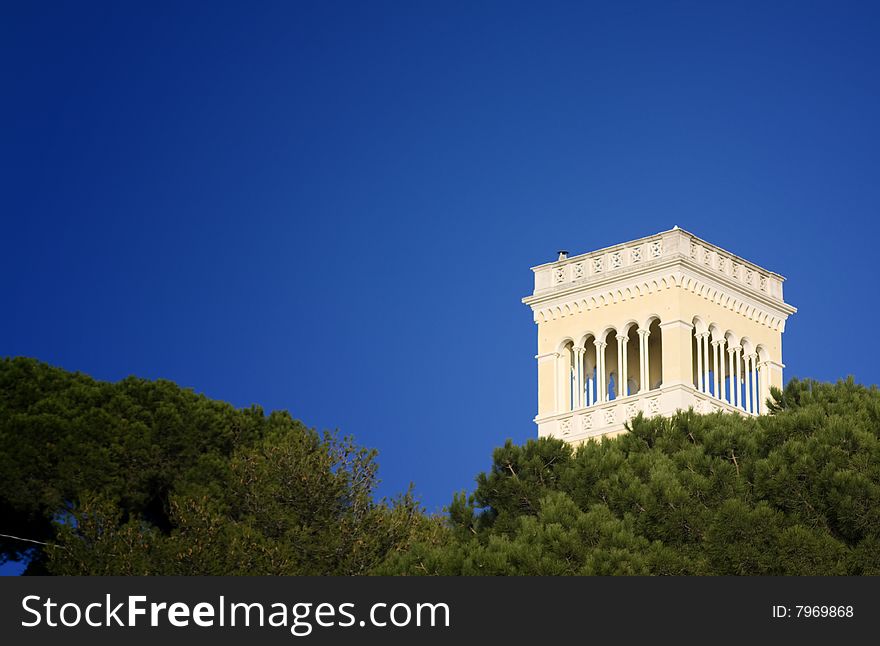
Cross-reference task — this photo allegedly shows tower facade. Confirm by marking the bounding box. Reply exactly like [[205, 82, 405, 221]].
[[522, 227, 796, 443]]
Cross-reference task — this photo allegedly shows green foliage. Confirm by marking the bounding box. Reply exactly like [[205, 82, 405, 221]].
[[380, 377, 880, 575], [48, 426, 431, 575], [4, 357, 879, 576], [0, 357, 426, 574]]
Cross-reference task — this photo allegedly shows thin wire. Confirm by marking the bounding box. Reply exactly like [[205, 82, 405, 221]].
[[0, 532, 54, 547]]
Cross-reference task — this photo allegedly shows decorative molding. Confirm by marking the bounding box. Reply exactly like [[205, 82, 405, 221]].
[[527, 269, 792, 332], [535, 384, 756, 442], [526, 228, 793, 314], [699, 400, 718, 414], [631, 246, 642, 263], [559, 417, 571, 435], [650, 240, 662, 258]]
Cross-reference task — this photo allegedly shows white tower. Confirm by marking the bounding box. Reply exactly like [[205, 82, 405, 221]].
[[522, 228, 796, 443]]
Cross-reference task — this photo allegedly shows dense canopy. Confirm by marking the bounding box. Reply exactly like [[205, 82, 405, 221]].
[[380, 377, 880, 575], [0, 357, 425, 575], [1, 357, 878, 575]]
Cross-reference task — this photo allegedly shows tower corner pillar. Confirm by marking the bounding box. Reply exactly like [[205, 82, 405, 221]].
[[658, 319, 694, 389]]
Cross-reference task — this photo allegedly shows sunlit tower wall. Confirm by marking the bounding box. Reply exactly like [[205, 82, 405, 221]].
[[522, 227, 796, 443]]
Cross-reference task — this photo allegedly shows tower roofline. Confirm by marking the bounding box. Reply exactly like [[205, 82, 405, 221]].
[[526, 227, 794, 312], [530, 226, 787, 281]]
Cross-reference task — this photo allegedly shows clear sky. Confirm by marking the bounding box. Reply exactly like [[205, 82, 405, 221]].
[[2, 1, 880, 574]]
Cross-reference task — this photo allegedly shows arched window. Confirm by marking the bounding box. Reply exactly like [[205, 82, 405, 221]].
[[624, 324, 639, 396], [646, 317, 663, 390], [582, 334, 597, 407], [602, 329, 618, 401]]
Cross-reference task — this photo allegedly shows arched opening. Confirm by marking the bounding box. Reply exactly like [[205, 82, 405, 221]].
[[581, 334, 598, 408], [625, 324, 640, 396], [602, 329, 619, 401], [646, 317, 663, 391]]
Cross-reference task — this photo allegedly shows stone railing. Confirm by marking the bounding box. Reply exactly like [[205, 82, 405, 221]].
[[686, 238, 782, 300], [534, 235, 667, 292], [538, 383, 754, 443], [531, 228, 784, 302], [549, 390, 665, 441], [688, 387, 752, 416]]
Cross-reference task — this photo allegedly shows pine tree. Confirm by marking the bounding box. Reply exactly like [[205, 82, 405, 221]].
[[379, 378, 880, 575]]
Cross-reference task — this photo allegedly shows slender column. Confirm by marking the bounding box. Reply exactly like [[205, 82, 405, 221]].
[[756, 358, 762, 414], [582, 347, 589, 408], [733, 346, 742, 409], [637, 329, 648, 393], [594, 340, 606, 403], [695, 333, 704, 392], [715, 339, 726, 402], [744, 354, 753, 413], [587, 370, 594, 407], [601, 342, 607, 402], [755, 361, 764, 415], [573, 346, 585, 408], [712, 340, 721, 398], [616, 334, 627, 398], [749, 353, 759, 414], [601, 341, 608, 403], [727, 346, 735, 405], [701, 333, 711, 395]]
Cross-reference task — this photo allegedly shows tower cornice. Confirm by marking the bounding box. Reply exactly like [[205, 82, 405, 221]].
[[524, 227, 793, 307], [523, 263, 795, 332]]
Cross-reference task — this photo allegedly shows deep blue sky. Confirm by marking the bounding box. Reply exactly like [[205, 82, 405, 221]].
[[2, 1, 880, 570]]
